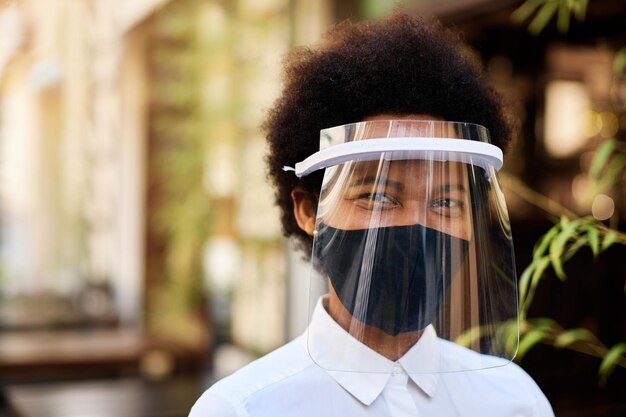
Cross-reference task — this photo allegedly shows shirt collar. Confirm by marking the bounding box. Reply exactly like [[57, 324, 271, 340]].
[[304, 297, 440, 405]]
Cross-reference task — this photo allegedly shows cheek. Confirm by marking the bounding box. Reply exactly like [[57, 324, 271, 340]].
[[319, 199, 363, 229], [323, 210, 380, 230], [425, 212, 472, 241], [447, 219, 472, 241], [321, 199, 404, 230]]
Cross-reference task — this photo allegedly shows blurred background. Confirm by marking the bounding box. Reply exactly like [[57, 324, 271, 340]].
[[0, 0, 624, 416]]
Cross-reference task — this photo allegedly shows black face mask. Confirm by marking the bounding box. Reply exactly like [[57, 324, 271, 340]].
[[313, 223, 469, 336]]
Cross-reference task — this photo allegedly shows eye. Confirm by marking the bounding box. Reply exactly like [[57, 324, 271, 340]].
[[429, 198, 464, 217], [430, 198, 461, 208], [352, 192, 400, 211]]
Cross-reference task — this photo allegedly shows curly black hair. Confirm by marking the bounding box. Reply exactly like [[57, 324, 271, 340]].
[[263, 13, 512, 256]]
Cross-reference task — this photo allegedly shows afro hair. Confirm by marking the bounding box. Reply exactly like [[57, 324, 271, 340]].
[[263, 13, 513, 256]]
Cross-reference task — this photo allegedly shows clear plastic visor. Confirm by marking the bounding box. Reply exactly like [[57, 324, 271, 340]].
[[305, 121, 518, 375]]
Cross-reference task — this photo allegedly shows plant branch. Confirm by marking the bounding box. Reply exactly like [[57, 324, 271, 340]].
[[519, 320, 626, 383], [500, 174, 579, 219]]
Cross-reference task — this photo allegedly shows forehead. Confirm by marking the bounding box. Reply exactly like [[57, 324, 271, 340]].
[[349, 159, 467, 180]]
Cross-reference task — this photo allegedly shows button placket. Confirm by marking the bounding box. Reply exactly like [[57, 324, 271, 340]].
[[382, 364, 418, 416]]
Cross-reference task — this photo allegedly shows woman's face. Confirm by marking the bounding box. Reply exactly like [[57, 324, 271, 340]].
[[319, 158, 472, 240], [316, 113, 472, 241]]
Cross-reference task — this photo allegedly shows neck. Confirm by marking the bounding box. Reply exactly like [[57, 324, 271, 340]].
[[325, 288, 423, 362]]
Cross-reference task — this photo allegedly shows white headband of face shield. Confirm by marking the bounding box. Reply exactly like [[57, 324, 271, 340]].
[[283, 137, 504, 178]]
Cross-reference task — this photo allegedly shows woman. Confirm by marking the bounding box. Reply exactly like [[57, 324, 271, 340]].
[[190, 13, 554, 417]]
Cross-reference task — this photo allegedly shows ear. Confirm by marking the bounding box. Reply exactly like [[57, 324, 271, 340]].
[[291, 188, 317, 236]]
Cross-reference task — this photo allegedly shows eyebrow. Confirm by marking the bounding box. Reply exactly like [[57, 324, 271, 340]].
[[433, 183, 466, 193], [348, 176, 466, 193], [348, 176, 405, 191], [348, 176, 465, 193]]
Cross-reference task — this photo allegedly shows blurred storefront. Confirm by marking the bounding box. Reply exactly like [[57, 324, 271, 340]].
[[0, 0, 168, 329], [0, 0, 332, 394], [0, 0, 206, 385]]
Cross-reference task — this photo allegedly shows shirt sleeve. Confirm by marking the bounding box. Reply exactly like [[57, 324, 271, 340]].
[[188, 390, 244, 417]]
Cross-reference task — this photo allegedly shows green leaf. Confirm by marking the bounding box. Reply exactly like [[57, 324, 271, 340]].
[[528, 2, 559, 35], [599, 343, 626, 386], [562, 236, 588, 262], [580, 215, 597, 225], [549, 219, 580, 280], [511, 0, 545, 23], [613, 47, 626, 76], [533, 224, 560, 260], [520, 256, 551, 316], [594, 155, 626, 196], [550, 250, 565, 280], [500, 319, 520, 357], [554, 328, 594, 348], [454, 325, 486, 348], [601, 229, 618, 251], [594, 155, 626, 194], [518, 260, 536, 306], [573, 0, 588, 21], [518, 326, 551, 359], [556, 3, 570, 33], [529, 317, 558, 328], [531, 257, 551, 286], [589, 139, 615, 179], [521, 222, 573, 311], [586, 225, 600, 257]]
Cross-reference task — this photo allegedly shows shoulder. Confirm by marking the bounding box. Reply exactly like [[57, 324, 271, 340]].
[[189, 390, 241, 417], [479, 361, 554, 416], [188, 336, 320, 417], [438, 340, 554, 417]]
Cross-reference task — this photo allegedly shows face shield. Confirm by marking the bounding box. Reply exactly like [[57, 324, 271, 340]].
[[291, 120, 518, 374]]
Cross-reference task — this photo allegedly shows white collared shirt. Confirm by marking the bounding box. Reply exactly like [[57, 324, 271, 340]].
[[190, 298, 554, 417]]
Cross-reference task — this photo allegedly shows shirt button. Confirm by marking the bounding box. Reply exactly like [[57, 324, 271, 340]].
[[392, 365, 402, 375]]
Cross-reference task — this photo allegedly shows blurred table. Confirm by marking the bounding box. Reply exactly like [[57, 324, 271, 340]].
[[0, 328, 208, 384], [0, 328, 146, 383], [5, 376, 209, 417]]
